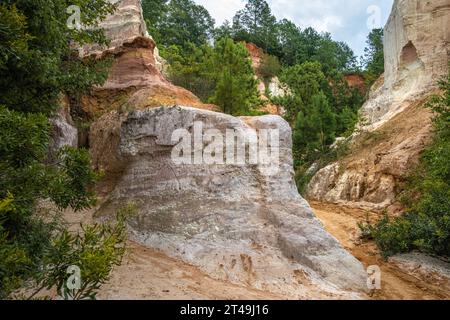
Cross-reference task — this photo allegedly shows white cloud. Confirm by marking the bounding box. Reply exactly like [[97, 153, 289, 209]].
[[194, 0, 245, 25]]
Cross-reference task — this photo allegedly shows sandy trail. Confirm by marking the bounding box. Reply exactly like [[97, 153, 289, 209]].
[[65, 202, 448, 300], [63, 208, 285, 300], [98, 241, 286, 300], [310, 201, 449, 300]]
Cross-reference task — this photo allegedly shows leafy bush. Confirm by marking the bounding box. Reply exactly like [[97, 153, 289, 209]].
[[162, 38, 261, 116], [28, 204, 135, 300], [0, 1, 132, 300], [293, 92, 336, 163], [367, 67, 450, 258], [258, 53, 281, 79], [162, 44, 216, 102]]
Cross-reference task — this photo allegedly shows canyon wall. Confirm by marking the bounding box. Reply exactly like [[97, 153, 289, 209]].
[[362, 0, 449, 130], [83, 0, 368, 298], [307, 0, 449, 210]]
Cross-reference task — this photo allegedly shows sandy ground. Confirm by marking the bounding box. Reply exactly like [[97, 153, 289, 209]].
[[98, 242, 286, 300], [63, 202, 449, 300], [310, 201, 450, 300]]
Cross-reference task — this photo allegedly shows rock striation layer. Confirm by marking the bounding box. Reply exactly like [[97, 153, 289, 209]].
[[362, 0, 449, 130], [79, 0, 214, 118], [93, 106, 368, 298]]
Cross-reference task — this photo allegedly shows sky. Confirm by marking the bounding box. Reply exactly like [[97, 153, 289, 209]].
[[193, 0, 394, 58]]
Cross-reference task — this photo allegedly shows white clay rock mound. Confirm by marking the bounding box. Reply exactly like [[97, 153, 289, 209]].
[[92, 106, 368, 298], [73, 0, 371, 298]]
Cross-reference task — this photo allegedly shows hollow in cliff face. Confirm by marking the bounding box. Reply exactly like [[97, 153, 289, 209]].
[[306, 0, 449, 210], [400, 41, 419, 66]]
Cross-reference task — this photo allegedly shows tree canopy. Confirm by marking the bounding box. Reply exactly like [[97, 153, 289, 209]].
[[362, 28, 385, 83], [143, 0, 215, 49], [0, 0, 130, 299], [232, 0, 279, 55]]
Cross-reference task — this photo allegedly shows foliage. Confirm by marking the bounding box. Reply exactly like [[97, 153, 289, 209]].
[[271, 94, 304, 124], [162, 38, 260, 116], [144, 0, 214, 50], [274, 61, 362, 192], [214, 20, 233, 42], [276, 19, 302, 67], [276, 20, 358, 73], [0, 0, 115, 115], [258, 53, 281, 79], [279, 62, 326, 106], [232, 0, 279, 56], [338, 106, 359, 137], [367, 68, 450, 258], [29, 204, 135, 300], [0, 106, 100, 298], [141, 0, 168, 44], [0, 1, 130, 299], [208, 38, 260, 115], [162, 43, 215, 102], [293, 92, 337, 164], [0, 4, 33, 70], [361, 28, 384, 84]]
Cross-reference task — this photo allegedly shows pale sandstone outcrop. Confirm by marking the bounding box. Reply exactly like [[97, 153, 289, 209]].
[[79, 0, 214, 118], [245, 43, 288, 115], [307, 0, 449, 210], [92, 106, 368, 298], [389, 253, 450, 293], [48, 99, 78, 160], [84, 0, 370, 298], [361, 0, 449, 130]]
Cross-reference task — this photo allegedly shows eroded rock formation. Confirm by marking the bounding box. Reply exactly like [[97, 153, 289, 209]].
[[48, 98, 78, 160], [85, 0, 369, 298], [78, 0, 215, 118], [307, 0, 449, 210], [362, 0, 449, 130], [92, 106, 367, 298]]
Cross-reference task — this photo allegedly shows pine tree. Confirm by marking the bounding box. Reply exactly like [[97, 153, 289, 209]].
[[209, 38, 260, 116], [362, 28, 384, 83], [232, 0, 279, 55], [293, 93, 336, 162], [279, 61, 326, 115]]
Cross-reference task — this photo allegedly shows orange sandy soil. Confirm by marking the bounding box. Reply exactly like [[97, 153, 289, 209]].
[[60, 202, 449, 300], [310, 201, 449, 300]]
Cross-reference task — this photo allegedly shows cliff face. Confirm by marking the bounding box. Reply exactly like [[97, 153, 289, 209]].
[[84, 0, 368, 298], [245, 43, 287, 115], [306, 0, 449, 211], [362, 0, 449, 130], [78, 0, 215, 118]]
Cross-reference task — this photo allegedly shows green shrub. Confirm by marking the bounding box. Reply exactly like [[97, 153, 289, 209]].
[[368, 66, 450, 258], [28, 204, 135, 300], [258, 53, 281, 79], [0, 1, 132, 300]]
